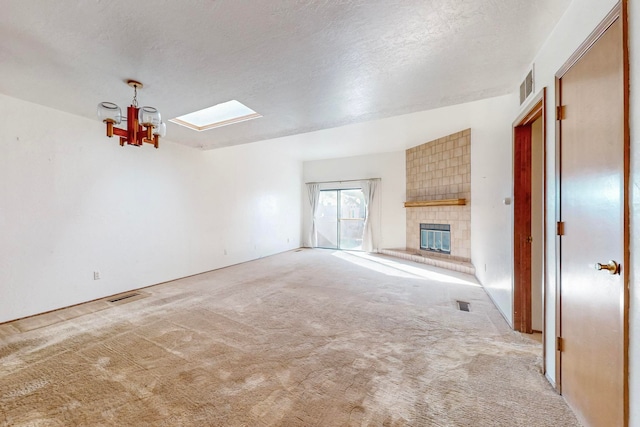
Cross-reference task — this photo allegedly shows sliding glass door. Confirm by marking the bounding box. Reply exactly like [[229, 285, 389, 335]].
[[316, 189, 365, 250]]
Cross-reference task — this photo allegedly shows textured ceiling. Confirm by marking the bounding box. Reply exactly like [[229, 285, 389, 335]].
[[1, 0, 571, 150]]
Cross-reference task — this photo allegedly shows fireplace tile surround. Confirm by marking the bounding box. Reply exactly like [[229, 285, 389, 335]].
[[403, 129, 472, 271]]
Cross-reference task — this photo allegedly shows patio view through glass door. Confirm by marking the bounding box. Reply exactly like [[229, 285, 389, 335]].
[[316, 189, 365, 250]]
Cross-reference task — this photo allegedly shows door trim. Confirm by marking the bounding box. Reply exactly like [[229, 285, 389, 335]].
[[512, 89, 546, 338], [316, 188, 366, 251], [556, 4, 625, 78], [554, 1, 629, 420]]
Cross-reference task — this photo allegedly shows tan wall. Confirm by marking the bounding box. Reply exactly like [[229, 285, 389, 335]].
[[406, 129, 471, 261]]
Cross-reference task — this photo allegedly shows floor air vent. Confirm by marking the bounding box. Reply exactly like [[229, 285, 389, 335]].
[[457, 301, 471, 312], [107, 293, 141, 303]]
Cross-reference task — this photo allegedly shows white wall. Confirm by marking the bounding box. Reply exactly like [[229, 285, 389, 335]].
[[303, 152, 406, 250], [467, 95, 518, 325], [520, 0, 620, 393], [274, 95, 514, 163], [0, 94, 302, 323]]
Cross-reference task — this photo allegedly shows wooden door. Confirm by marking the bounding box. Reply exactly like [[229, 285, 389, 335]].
[[558, 15, 627, 427], [513, 124, 532, 333]]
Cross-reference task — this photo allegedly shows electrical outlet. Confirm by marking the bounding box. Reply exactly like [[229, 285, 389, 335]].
[[93, 271, 100, 280]]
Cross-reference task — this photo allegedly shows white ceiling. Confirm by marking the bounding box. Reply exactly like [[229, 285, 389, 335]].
[[1, 0, 571, 150]]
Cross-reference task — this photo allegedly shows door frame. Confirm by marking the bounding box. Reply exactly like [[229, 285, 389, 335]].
[[316, 188, 366, 250], [512, 89, 546, 338], [554, 1, 629, 419]]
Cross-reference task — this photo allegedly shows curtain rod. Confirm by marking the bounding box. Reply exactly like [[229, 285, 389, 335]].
[[305, 178, 381, 185]]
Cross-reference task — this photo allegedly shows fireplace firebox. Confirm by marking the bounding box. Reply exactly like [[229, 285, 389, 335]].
[[420, 223, 451, 254]]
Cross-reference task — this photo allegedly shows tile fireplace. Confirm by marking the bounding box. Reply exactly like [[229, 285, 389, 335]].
[[405, 129, 471, 262]]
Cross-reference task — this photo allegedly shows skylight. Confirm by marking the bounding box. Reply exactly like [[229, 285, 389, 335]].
[[169, 100, 261, 131]]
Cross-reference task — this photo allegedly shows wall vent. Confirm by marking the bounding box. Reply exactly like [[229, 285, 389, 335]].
[[519, 67, 534, 105], [457, 301, 471, 312]]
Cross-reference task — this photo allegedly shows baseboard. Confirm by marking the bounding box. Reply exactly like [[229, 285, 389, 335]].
[[545, 372, 558, 391], [476, 277, 514, 329]]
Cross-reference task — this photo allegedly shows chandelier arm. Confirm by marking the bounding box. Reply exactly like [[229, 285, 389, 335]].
[[127, 105, 139, 146], [138, 124, 149, 146], [106, 121, 114, 138], [111, 127, 127, 138]]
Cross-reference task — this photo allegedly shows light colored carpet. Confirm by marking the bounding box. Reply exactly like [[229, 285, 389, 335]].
[[0, 249, 580, 426]]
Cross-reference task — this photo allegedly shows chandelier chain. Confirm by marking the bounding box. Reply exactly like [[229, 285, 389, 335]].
[[132, 85, 138, 107]]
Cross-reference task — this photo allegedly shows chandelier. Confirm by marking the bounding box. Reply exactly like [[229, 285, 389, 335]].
[[97, 80, 166, 149]]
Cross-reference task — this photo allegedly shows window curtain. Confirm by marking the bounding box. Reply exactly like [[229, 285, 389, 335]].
[[361, 179, 378, 252], [306, 183, 321, 247]]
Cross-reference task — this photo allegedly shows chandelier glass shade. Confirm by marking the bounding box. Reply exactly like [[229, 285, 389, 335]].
[[97, 102, 122, 124], [97, 80, 165, 148]]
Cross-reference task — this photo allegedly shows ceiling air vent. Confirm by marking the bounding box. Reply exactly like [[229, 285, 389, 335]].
[[519, 67, 534, 105]]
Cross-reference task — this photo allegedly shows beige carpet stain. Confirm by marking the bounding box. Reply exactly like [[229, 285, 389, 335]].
[[0, 249, 580, 426]]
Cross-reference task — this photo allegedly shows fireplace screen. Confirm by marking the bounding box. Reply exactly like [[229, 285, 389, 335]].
[[420, 223, 451, 254]]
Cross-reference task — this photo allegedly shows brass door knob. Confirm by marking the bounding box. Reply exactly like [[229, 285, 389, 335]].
[[594, 260, 619, 275]]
